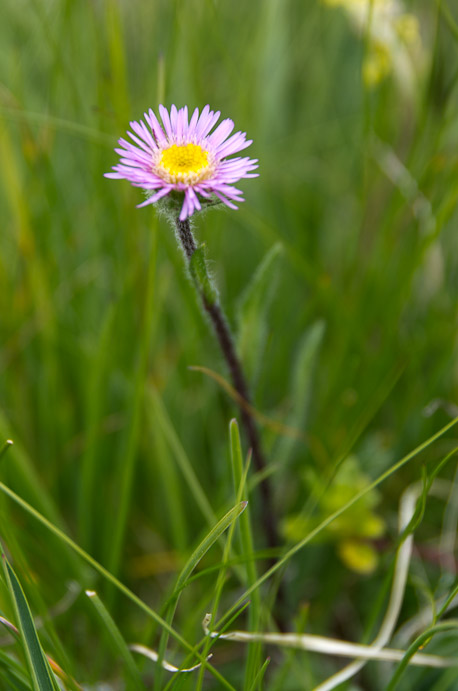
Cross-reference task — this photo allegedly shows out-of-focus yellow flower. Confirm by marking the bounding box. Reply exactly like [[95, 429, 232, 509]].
[[395, 14, 421, 45], [323, 0, 424, 91], [282, 456, 386, 575], [363, 42, 392, 86], [338, 539, 379, 574]]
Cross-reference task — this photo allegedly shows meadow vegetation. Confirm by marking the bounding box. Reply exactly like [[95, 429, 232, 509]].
[[0, 0, 458, 689]]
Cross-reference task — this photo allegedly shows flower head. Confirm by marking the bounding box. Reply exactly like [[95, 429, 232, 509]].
[[105, 105, 258, 220]]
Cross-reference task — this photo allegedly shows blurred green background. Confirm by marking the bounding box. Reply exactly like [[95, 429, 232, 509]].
[[0, 0, 458, 689]]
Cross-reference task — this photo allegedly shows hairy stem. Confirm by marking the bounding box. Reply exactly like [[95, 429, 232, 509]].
[[175, 217, 280, 557]]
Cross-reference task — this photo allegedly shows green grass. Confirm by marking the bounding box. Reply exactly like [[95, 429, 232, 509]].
[[1, 0, 458, 688]]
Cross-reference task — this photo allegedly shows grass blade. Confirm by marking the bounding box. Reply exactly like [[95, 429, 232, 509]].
[[1, 550, 60, 691], [215, 416, 458, 631], [0, 647, 33, 691], [175, 501, 248, 595], [0, 481, 236, 690], [237, 243, 283, 386], [275, 319, 325, 466], [229, 419, 261, 690], [155, 501, 248, 689], [147, 387, 216, 526], [107, 224, 158, 581], [85, 589, 143, 690], [386, 620, 458, 690]]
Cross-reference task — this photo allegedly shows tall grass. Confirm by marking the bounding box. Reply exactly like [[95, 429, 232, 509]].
[[0, 0, 458, 688]]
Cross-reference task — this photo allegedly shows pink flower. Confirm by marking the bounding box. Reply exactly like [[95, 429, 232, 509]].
[[105, 105, 259, 220]]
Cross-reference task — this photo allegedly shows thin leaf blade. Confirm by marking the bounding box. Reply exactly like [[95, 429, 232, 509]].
[[1, 552, 60, 691], [237, 243, 283, 385]]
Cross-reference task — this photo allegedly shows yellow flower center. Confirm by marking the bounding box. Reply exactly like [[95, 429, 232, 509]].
[[158, 143, 210, 183]]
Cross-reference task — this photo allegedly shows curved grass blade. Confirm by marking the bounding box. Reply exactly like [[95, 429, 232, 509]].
[[0, 413, 62, 528], [215, 416, 458, 631], [247, 655, 270, 691], [1, 551, 60, 691], [85, 590, 143, 690], [386, 620, 458, 691], [202, 615, 457, 668], [195, 458, 251, 691], [0, 439, 13, 462], [155, 501, 248, 690], [130, 644, 211, 672], [174, 501, 247, 599], [0, 614, 20, 638], [189, 366, 304, 442], [0, 481, 236, 690]]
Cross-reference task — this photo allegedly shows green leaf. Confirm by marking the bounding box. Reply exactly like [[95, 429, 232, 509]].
[[1, 550, 60, 691], [237, 243, 283, 386], [275, 319, 325, 466]]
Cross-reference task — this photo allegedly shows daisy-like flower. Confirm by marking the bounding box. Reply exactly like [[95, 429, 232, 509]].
[[105, 104, 259, 220]]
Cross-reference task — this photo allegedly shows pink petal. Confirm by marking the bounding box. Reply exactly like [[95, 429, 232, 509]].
[[159, 104, 173, 139], [188, 107, 200, 136], [146, 109, 168, 145], [137, 187, 171, 207], [207, 118, 235, 148]]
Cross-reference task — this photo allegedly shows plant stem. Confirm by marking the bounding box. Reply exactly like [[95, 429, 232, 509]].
[[175, 217, 280, 557]]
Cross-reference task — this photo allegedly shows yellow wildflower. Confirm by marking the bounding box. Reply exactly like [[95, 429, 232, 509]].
[[323, 0, 424, 90]]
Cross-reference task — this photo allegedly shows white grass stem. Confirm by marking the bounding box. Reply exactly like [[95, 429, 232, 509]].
[[203, 481, 458, 689], [202, 615, 455, 668], [313, 484, 417, 690], [130, 644, 211, 673]]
